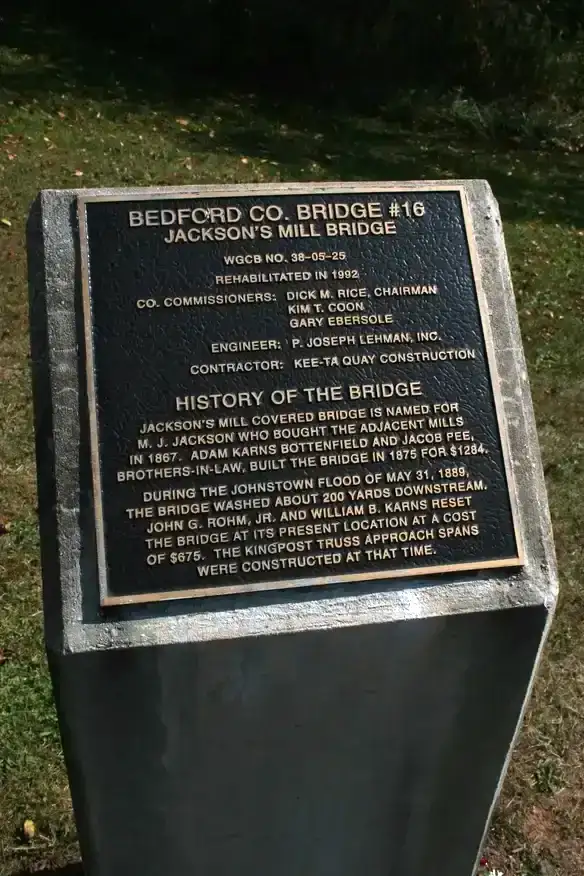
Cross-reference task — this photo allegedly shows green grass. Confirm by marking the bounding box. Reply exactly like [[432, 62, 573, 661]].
[[1, 11, 584, 876]]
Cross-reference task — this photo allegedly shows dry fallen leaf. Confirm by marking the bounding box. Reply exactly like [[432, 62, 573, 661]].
[[0, 516, 10, 534], [176, 118, 189, 126], [23, 819, 36, 842], [74, 170, 84, 177]]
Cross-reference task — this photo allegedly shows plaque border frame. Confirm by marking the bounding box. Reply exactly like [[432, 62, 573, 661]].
[[77, 184, 524, 606]]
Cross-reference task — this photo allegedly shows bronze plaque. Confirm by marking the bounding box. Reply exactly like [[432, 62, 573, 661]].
[[78, 186, 523, 605]]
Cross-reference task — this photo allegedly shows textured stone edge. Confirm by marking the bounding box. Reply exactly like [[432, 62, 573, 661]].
[[28, 181, 558, 655]]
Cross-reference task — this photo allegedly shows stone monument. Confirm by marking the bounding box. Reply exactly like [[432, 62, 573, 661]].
[[28, 182, 557, 876]]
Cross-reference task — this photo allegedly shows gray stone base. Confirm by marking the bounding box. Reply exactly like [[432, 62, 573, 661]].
[[51, 605, 547, 876]]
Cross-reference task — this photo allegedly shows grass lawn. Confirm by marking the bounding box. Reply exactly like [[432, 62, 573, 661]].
[[1, 12, 584, 876]]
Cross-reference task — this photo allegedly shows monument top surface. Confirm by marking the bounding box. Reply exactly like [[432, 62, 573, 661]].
[[28, 181, 557, 653]]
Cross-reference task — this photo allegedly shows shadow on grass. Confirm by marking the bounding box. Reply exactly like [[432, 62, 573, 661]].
[[12, 866, 82, 876], [2, 6, 584, 230]]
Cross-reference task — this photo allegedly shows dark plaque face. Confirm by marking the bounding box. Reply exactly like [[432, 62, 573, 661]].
[[78, 186, 523, 605]]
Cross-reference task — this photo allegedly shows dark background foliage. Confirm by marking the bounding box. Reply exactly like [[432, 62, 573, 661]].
[[3, 0, 583, 103]]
